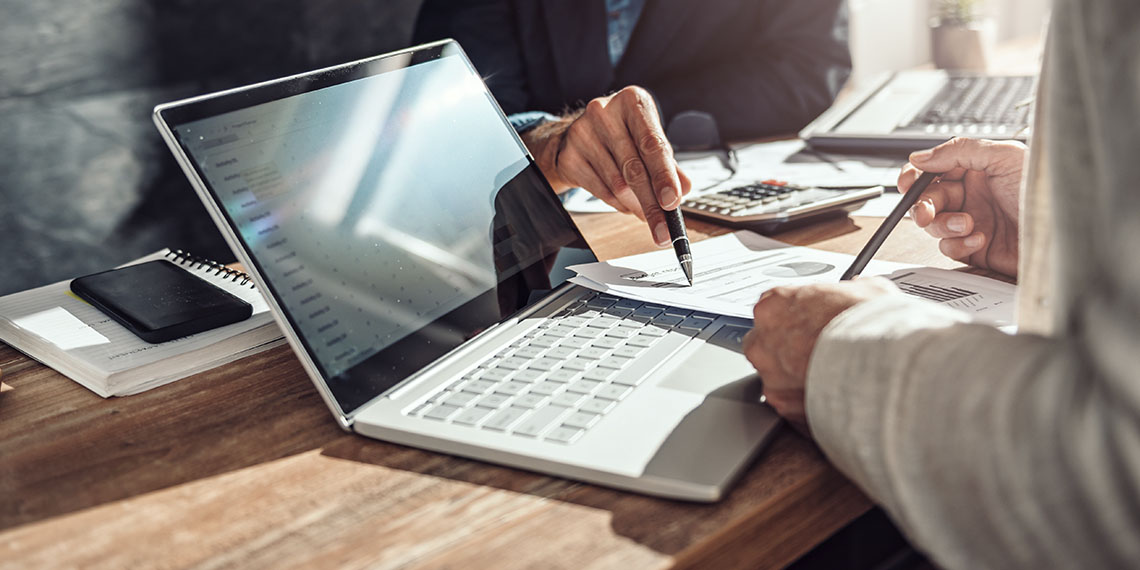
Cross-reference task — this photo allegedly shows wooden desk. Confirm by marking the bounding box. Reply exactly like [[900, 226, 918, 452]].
[[0, 214, 964, 569]]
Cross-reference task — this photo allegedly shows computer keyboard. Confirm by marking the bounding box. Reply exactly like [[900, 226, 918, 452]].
[[408, 293, 716, 444], [902, 75, 1034, 136], [681, 180, 881, 230]]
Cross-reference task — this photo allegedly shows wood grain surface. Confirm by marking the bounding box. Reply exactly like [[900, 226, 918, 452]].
[[0, 213, 971, 569]]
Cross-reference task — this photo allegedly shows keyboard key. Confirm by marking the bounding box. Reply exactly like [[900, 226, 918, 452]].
[[585, 297, 616, 309], [545, 346, 577, 359], [643, 303, 667, 311], [551, 391, 587, 407], [567, 379, 603, 394], [529, 335, 560, 348], [423, 403, 462, 421], [561, 359, 592, 371], [626, 335, 658, 348], [546, 426, 586, 444], [614, 298, 642, 309], [444, 391, 478, 407], [583, 367, 617, 381], [562, 411, 601, 430], [612, 345, 645, 358], [596, 384, 632, 401], [572, 327, 605, 339], [547, 369, 581, 383], [483, 407, 529, 431], [579, 398, 616, 415], [597, 356, 632, 370], [462, 379, 497, 394], [603, 307, 634, 319], [513, 369, 545, 383], [558, 316, 589, 328], [652, 315, 684, 327], [497, 357, 531, 370], [514, 392, 548, 409], [559, 337, 590, 349], [604, 328, 635, 339], [546, 325, 577, 338], [452, 406, 494, 426], [513, 404, 571, 437], [578, 347, 609, 360], [512, 346, 546, 359], [663, 308, 691, 317], [480, 368, 513, 382], [611, 374, 648, 387], [632, 307, 663, 319], [529, 357, 562, 371], [591, 337, 622, 349], [641, 326, 669, 337], [477, 393, 511, 409], [588, 317, 621, 329], [531, 381, 564, 396], [495, 381, 529, 395]]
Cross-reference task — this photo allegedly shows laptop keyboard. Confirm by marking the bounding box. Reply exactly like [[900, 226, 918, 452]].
[[904, 75, 1034, 135], [407, 293, 716, 445]]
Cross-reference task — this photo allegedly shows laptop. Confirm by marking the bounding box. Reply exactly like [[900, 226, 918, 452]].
[[152, 40, 780, 502], [800, 70, 1036, 153]]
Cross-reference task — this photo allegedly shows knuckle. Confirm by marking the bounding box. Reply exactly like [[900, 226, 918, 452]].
[[606, 174, 627, 191], [638, 132, 668, 155], [621, 157, 649, 185], [584, 98, 606, 117]]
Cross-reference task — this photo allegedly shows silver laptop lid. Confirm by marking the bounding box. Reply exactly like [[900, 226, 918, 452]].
[[154, 40, 596, 419]]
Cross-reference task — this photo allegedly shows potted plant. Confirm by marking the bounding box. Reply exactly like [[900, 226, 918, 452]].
[[930, 0, 995, 71]]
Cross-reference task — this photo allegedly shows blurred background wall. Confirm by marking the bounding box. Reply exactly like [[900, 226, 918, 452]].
[[847, 0, 1050, 86], [0, 0, 422, 295]]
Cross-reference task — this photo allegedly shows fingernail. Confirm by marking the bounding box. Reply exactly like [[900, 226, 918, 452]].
[[658, 186, 679, 207], [948, 216, 966, 232], [910, 149, 934, 162], [653, 221, 669, 246], [965, 234, 984, 248]]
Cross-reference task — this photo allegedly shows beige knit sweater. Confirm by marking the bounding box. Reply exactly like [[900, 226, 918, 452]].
[[805, 1, 1140, 567]]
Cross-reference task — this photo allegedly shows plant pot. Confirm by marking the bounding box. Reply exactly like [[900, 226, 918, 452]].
[[931, 18, 996, 71]]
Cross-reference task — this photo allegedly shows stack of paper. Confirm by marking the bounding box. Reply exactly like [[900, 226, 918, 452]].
[[568, 231, 1016, 328], [0, 250, 285, 397]]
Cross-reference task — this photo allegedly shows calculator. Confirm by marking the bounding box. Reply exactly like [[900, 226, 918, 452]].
[[680, 180, 882, 231]]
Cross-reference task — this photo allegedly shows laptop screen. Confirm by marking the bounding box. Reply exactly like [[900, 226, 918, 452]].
[[158, 42, 596, 416]]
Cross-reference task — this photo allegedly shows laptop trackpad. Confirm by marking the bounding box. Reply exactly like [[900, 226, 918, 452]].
[[656, 324, 764, 403]]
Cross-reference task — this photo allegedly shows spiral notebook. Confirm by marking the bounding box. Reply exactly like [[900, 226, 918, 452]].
[[0, 249, 285, 397]]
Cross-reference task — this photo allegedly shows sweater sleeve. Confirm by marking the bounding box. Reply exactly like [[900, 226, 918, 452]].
[[806, 294, 1140, 568]]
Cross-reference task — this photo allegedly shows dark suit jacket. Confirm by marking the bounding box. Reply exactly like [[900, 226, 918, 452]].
[[414, 0, 852, 140]]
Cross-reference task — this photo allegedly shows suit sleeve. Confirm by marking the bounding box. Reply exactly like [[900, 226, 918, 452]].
[[413, 0, 531, 114], [651, 0, 852, 140]]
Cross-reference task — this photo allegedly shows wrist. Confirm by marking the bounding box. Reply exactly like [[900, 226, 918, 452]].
[[522, 114, 578, 192]]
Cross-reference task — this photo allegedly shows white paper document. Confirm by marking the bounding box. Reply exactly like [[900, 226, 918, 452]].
[[568, 231, 1015, 327], [683, 139, 905, 195]]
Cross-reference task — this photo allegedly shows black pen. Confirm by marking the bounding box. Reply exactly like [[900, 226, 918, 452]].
[[840, 171, 942, 281], [664, 207, 694, 286]]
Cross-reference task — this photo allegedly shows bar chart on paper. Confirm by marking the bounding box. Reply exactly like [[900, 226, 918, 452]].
[[888, 269, 1013, 324]]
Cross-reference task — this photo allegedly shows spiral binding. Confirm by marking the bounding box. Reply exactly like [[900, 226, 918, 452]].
[[165, 249, 256, 289]]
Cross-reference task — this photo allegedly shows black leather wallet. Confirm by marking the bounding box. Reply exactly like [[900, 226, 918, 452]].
[[70, 260, 252, 343]]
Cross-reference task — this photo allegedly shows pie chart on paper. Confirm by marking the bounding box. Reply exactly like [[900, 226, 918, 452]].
[[762, 261, 834, 278]]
